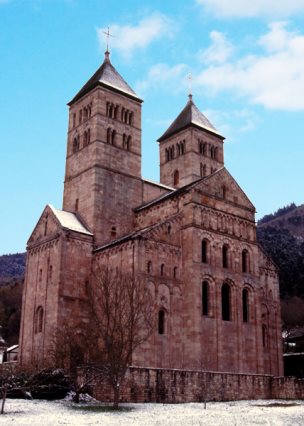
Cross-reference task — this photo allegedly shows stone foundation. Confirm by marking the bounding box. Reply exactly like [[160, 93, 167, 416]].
[[78, 366, 304, 403]]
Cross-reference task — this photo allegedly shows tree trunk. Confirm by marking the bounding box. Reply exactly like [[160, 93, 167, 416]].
[[1, 388, 7, 415], [113, 385, 120, 409]]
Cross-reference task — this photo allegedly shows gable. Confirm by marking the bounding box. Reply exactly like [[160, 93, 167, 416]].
[[193, 168, 255, 214], [28, 204, 93, 246], [28, 205, 62, 246]]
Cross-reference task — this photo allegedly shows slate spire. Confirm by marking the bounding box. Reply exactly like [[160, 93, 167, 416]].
[[157, 95, 223, 142], [68, 50, 142, 105]]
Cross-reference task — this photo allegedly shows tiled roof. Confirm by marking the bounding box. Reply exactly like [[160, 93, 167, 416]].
[[48, 205, 93, 236], [158, 95, 223, 142], [68, 51, 142, 105]]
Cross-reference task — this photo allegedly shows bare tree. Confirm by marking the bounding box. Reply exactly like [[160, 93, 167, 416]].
[[50, 325, 87, 372], [84, 265, 154, 408]]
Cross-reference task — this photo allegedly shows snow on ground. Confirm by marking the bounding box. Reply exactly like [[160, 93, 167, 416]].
[[0, 399, 304, 425]]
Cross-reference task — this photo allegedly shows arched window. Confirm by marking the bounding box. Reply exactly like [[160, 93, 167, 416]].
[[210, 146, 214, 159], [107, 127, 111, 144], [242, 249, 249, 273], [222, 244, 229, 268], [202, 281, 209, 316], [222, 283, 231, 321], [127, 136, 131, 150], [214, 147, 218, 161], [79, 109, 82, 124], [167, 224, 171, 235], [203, 143, 207, 156], [147, 261, 152, 274], [222, 185, 227, 199], [158, 310, 165, 334], [83, 131, 88, 147], [181, 140, 185, 154], [160, 264, 165, 276], [35, 306, 44, 333], [49, 265, 53, 281], [129, 112, 133, 125], [73, 137, 79, 154], [114, 105, 119, 119], [121, 107, 125, 121], [109, 104, 114, 118], [75, 198, 79, 211], [242, 288, 249, 323], [83, 107, 88, 120], [262, 325, 267, 348], [165, 148, 169, 162], [111, 226, 117, 238], [173, 170, 179, 186], [111, 130, 116, 145], [201, 239, 208, 263], [173, 267, 178, 279], [72, 113, 76, 128], [87, 128, 91, 144]]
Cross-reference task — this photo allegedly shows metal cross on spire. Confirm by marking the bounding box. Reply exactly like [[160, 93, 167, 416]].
[[103, 27, 113, 52], [187, 73, 192, 98]]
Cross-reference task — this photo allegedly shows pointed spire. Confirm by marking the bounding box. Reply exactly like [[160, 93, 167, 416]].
[[68, 49, 142, 105], [157, 95, 223, 142]]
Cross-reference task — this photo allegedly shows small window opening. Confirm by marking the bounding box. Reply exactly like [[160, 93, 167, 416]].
[[147, 261, 152, 274], [173, 170, 179, 186], [158, 310, 165, 335], [222, 185, 227, 199], [39, 269, 42, 282], [49, 265, 53, 281], [262, 325, 267, 348], [173, 267, 178, 279], [242, 288, 249, 323], [160, 264, 165, 276], [201, 239, 208, 263], [36, 306, 44, 333], [167, 224, 171, 235], [111, 226, 117, 238], [202, 281, 209, 316], [242, 249, 249, 273], [222, 283, 231, 321], [75, 198, 79, 212], [222, 245, 228, 268]]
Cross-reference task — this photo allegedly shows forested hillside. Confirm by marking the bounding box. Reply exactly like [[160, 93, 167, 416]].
[[257, 203, 304, 327], [258, 203, 304, 238], [0, 252, 26, 285]]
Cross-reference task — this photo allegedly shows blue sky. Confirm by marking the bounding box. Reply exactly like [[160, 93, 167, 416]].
[[1, 0, 304, 255]]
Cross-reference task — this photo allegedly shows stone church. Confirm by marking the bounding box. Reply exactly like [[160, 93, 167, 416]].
[[19, 50, 283, 377]]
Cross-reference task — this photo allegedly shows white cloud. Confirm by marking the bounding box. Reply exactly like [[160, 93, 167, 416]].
[[198, 31, 234, 64], [136, 63, 189, 96], [197, 0, 304, 18], [195, 23, 304, 110], [97, 14, 174, 59]]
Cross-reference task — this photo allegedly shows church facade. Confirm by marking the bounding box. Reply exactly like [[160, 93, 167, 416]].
[[19, 51, 283, 377]]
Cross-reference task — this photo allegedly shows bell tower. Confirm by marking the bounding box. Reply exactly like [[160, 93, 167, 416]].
[[63, 51, 143, 246], [158, 95, 225, 188]]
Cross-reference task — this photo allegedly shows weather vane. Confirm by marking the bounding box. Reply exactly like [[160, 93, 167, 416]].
[[103, 27, 113, 52]]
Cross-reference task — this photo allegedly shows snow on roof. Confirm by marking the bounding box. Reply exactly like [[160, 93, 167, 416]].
[[48, 205, 93, 236], [7, 344, 18, 352]]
